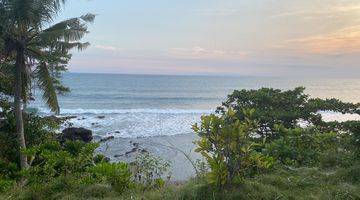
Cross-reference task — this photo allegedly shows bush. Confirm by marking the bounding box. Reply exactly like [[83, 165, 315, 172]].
[[23, 140, 99, 184], [0, 104, 59, 169], [131, 152, 171, 189], [89, 162, 132, 194], [264, 126, 338, 166], [193, 109, 274, 188], [0, 178, 14, 192]]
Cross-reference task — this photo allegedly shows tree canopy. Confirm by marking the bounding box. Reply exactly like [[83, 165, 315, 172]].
[[217, 87, 360, 139]]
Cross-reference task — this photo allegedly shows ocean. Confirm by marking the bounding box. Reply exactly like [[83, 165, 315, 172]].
[[30, 73, 360, 138]]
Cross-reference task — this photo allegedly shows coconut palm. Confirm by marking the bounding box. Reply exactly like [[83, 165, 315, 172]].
[[0, 0, 94, 169]]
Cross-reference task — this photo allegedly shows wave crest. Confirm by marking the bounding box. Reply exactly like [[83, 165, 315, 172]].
[[36, 107, 213, 115]]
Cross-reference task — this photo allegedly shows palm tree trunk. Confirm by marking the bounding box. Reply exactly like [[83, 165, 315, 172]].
[[14, 50, 29, 169]]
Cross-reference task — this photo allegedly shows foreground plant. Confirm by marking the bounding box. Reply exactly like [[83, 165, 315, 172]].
[[131, 152, 171, 189], [193, 109, 274, 188], [0, 0, 94, 169]]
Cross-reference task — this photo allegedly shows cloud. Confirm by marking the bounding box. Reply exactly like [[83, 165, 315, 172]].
[[169, 46, 248, 60], [270, 3, 360, 19], [191, 8, 238, 16], [281, 25, 360, 55], [93, 45, 123, 52]]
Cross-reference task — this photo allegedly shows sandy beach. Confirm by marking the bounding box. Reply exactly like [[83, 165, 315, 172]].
[[97, 134, 202, 181]]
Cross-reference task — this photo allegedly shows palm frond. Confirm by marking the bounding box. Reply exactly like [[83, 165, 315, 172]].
[[36, 62, 59, 114], [51, 41, 90, 53], [80, 13, 95, 23], [36, 13, 95, 44]]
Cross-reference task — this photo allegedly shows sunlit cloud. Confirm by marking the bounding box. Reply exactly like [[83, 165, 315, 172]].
[[282, 25, 360, 55], [191, 8, 238, 16], [169, 47, 248, 60], [270, 3, 360, 19], [93, 45, 123, 52]]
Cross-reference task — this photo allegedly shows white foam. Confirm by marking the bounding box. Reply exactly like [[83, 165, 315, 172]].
[[319, 111, 360, 122], [37, 107, 212, 115], [62, 112, 204, 138], [38, 107, 360, 139]]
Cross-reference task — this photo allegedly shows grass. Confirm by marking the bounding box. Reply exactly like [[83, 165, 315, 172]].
[[1, 164, 359, 200]]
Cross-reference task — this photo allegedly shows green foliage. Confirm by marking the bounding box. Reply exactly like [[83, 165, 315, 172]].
[[23, 140, 99, 184], [193, 109, 274, 188], [1, 87, 359, 199], [0, 105, 59, 177], [173, 166, 360, 200], [217, 87, 360, 139], [0, 0, 94, 113], [263, 126, 338, 166], [131, 152, 171, 189], [0, 177, 14, 193], [323, 120, 360, 156], [89, 162, 132, 194]]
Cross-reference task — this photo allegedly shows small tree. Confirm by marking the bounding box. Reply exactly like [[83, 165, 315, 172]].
[[193, 109, 273, 188]]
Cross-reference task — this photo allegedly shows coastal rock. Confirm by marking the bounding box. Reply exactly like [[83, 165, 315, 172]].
[[104, 157, 111, 162], [43, 115, 77, 124], [61, 127, 93, 143], [100, 136, 115, 142]]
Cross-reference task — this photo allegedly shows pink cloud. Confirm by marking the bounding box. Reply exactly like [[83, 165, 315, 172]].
[[273, 25, 360, 55], [169, 46, 248, 60]]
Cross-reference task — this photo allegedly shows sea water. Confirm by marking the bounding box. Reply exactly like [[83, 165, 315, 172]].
[[30, 73, 360, 138]]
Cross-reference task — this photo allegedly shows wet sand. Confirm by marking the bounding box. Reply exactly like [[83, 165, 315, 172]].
[[96, 134, 202, 181]]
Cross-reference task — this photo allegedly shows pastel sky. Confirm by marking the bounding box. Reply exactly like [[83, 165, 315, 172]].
[[59, 0, 360, 77]]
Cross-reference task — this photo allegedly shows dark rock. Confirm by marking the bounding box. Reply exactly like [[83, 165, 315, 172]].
[[65, 116, 77, 120], [100, 136, 114, 142], [97, 116, 105, 119], [43, 115, 77, 124], [125, 147, 139, 157], [114, 154, 123, 158], [104, 157, 111, 162], [115, 131, 120, 133], [132, 142, 139, 148], [140, 149, 148, 154], [61, 127, 93, 143]]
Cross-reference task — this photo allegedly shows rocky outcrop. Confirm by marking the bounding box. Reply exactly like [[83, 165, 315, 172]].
[[100, 136, 114, 142], [60, 127, 93, 143]]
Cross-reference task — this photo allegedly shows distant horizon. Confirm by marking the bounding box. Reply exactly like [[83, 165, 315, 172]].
[[65, 70, 360, 79]]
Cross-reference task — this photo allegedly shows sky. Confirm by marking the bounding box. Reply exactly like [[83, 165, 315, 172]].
[[58, 0, 360, 77]]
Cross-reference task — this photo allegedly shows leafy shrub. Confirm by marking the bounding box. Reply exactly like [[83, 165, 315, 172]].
[[332, 162, 360, 183], [0, 178, 14, 192], [264, 126, 338, 166], [217, 87, 360, 139], [131, 152, 171, 189], [193, 109, 274, 188], [23, 140, 99, 184], [79, 184, 113, 199], [327, 121, 360, 156], [89, 162, 132, 194], [0, 103, 59, 170]]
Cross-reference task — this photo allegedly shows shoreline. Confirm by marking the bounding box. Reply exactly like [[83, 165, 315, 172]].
[[97, 133, 202, 181]]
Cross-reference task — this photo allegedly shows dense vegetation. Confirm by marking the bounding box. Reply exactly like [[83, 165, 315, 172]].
[[1, 87, 359, 200], [1, 1, 359, 199], [0, 0, 94, 170]]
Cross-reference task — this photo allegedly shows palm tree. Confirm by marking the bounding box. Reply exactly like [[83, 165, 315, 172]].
[[0, 0, 94, 169]]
